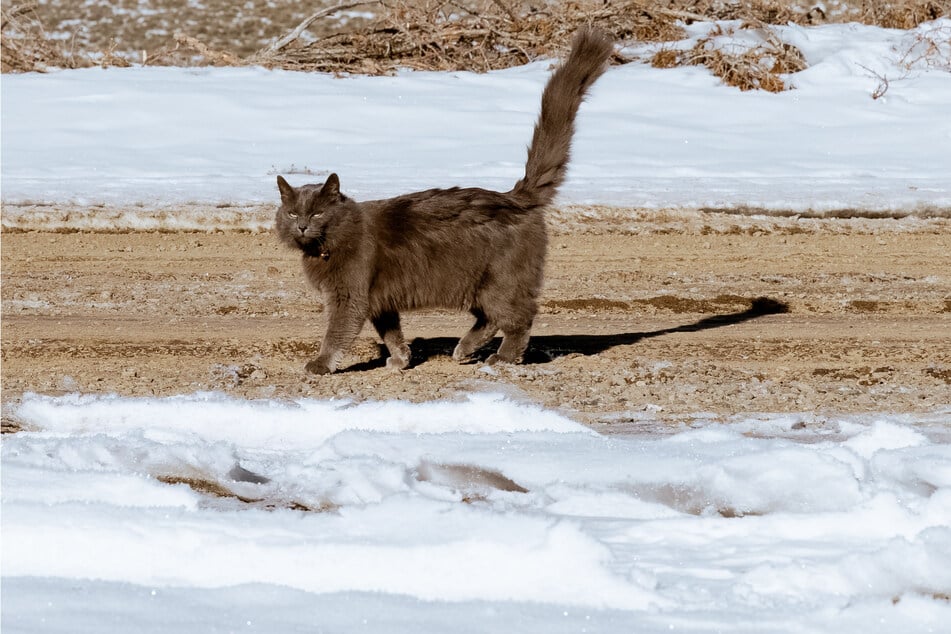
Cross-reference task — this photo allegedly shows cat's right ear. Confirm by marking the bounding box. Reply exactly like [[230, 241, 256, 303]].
[[277, 175, 297, 204]]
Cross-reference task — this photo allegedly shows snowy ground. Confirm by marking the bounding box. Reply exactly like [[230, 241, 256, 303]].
[[3, 17, 951, 632], [4, 393, 951, 632], [2, 19, 951, 230]]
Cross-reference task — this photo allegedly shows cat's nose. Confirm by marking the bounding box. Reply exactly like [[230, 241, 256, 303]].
[[297, 224, 307, 234]]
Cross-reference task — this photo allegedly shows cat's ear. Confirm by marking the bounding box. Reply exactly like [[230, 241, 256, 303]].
[[276, 175, 296, 204], [319, 173, 340, 200]]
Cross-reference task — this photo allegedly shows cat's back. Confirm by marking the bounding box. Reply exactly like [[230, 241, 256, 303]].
[[367, 186, 530, 237], [363, 185, 546, 312]]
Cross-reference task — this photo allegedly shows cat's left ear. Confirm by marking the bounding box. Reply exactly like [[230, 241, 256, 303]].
[[319, 173, 340, 200]]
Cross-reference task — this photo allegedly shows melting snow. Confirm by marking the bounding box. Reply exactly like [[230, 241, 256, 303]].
[[3, 392, 950, 631], [2, 19, 951, 232]]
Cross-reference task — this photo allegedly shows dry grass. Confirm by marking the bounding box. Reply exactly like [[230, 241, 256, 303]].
[[141, 33, 243, 67], [2, 0, 949, 92], [1, 2, 91, 72], [856, 0, 949, 28], [899, 21, 951, 70], [618, 0, 950, 27], [246, 0, 687, 74], [653, 22, 807, 92]]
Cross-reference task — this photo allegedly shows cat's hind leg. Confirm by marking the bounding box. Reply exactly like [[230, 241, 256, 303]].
[[484, 299, 536, 365], [372, 310, 412, 370], [452, 308, 499, 362], [485, 324, 532, 365]]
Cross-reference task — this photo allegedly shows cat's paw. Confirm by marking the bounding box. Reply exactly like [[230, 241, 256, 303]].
[[305, 359, 335, 375], [485, 353, 520, 366], [452, 344, 472, 363], [385, 356, 409, 371], [385, 345, 411, 371]]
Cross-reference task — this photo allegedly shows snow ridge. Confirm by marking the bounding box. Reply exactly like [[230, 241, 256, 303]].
[[4, 393, 951, 631]]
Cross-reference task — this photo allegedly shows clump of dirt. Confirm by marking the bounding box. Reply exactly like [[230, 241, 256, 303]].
[[156, 474, 337, 512], [157, 474, 259, 503], [545, 294, 757, 314], [546, 298, 632, 312], [1, 416, 23, 434], [849, 300, 884, 312], [926, 367, 951, 383], [638, 293, 752, 313]]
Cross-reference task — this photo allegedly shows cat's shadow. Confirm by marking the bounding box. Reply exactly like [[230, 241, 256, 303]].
[[342, 297, 789, 373]]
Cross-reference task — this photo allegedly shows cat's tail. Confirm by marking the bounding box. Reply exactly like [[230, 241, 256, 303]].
[[511, 27, 614, 209]]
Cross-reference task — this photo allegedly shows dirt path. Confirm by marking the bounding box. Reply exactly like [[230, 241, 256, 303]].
[[3, 213, 950, 427]]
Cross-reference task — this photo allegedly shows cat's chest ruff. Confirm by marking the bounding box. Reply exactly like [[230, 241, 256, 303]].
[[296, 238, 330, 261]]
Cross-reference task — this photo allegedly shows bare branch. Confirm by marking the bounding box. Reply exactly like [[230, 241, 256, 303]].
[[858, 63, 890, 99], [650, 7, 714, 23], [488, 0, 519, 24], [258, 1, 382, 57]]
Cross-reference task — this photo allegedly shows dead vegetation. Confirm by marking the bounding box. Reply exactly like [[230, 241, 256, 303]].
[[2, 0, 949, 93], [856, 0, 949, 28], [1, 2, 91, 72], [233, 0, 825, 74], [899, 20, 951, 70], [246, 0, 687, 73], [652, 21, 807, 91]]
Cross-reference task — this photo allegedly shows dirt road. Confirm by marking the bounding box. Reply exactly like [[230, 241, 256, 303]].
[[3, 211, 950, 427]]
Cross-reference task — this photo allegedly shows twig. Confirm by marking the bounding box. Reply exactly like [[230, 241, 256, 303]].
[[650, 7, 713, 23], [2, 2, 39, 27], [258, 0, 382, 57], [858, 63, 890, 99], [175, 33, 240, 65], [489, 0, 519, 24]]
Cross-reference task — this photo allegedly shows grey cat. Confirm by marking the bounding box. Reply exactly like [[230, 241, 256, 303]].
[[275, 28, 614, 374]]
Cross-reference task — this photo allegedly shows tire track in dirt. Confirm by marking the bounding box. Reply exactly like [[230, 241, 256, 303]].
[[3, 219, 950, 425]]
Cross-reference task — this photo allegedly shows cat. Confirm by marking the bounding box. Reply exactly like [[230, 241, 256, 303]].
[[274, 28, 614, 375]]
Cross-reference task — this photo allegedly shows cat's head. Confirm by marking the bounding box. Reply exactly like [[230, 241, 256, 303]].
[[274, 173, 355, 256]]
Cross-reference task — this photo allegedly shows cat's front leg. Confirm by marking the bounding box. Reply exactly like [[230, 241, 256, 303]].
[[306, 298, 367, 375]]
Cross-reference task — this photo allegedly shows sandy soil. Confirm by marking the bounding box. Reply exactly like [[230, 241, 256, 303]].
[[3, 212, 950, 430]]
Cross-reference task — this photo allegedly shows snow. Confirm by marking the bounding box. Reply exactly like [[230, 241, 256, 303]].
[[3, 19, 951, 232], [3, 392, 951, 631], [3, 18, 951, 631]]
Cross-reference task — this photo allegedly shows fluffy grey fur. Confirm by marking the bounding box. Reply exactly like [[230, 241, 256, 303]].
[[274, 28, 614, 374]]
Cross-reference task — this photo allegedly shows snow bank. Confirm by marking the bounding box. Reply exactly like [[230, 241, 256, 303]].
[[3, 20, 951, 232], [3, 392, 950, 631], [13, 390, 589, 445]]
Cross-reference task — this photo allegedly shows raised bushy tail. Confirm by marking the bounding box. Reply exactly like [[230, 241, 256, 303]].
[[511, 28, 613, 208]]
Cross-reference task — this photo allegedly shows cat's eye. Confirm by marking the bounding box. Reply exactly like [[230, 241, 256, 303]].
[[287, 210, 298, 218]]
